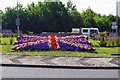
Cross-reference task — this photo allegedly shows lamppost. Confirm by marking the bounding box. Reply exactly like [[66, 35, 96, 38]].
[[16, 0, 20, 35], [116, 0, 118, 36], [0, 15, 2, 33], [116, 0, 120, 36]]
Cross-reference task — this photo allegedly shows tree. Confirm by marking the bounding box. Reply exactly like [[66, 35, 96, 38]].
[[81, 7, 112, 32], [66, 0, 83, 30], [108, 14, 116, 22], [2, 1, 118, 33], [94, 15, 111, 31], [81, 7, 96, 28], [2, 7, 17, 31]]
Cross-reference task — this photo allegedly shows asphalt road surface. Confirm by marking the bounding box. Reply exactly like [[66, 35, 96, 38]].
[[2, 67, 119, 78]]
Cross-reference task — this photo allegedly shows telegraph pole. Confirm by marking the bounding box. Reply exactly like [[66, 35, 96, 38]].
[[0, 15, 2, 34], [116, 0, 120, 36], [116, 0, 118, 36], [16, 0, 20, 35]]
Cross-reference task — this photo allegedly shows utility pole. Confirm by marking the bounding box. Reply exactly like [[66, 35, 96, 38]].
[[116, 0, 118, 36], [118, 1, 120, 36], [0, 15, 2, 34], [16, 0, 20, 35], [116, 0, 120, 36]]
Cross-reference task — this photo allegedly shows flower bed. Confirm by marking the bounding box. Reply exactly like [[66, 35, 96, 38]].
[[12, 34, 95, 51]]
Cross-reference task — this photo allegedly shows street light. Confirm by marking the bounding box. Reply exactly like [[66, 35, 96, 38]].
[[116, 0, 120, 36], [16, 0, 20, 35], [0, 15, 2, 33], [116, 0, 118, 36]]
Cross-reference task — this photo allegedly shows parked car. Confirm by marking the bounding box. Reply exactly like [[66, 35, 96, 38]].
[[81, 28, 99, 38]]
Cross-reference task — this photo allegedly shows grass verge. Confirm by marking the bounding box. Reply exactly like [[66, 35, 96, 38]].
[[0, 45, 119, 57], [0, 37, 119, 57]]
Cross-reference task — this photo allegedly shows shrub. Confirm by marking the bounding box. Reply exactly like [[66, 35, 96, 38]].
[[0, 39, 1, 45], [116, 37, 120, 47], [105, 37, 120, 47], [3, 42, 7, 45], [2, 33, 9, 38], [10, 38, 13, 45], [106, 37, 112, 47], [27, 31, 34, 36], [100, 32, 106, 37], [99, 41, 107, 47], [99, 37, 107, 47]]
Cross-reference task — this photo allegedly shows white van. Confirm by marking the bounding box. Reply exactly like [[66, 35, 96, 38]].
[[81, 28, 99, 38]]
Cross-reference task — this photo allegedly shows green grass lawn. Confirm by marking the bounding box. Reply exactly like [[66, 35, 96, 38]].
[[0, 37, 119, 57], [1, 37, 16, 45], [89, 39, 100, 47]]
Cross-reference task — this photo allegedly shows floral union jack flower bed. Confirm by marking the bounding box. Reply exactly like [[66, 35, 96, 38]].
[[12, 34, 95, 51]]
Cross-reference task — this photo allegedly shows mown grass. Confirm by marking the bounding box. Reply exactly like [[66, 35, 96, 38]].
[[89, 39, 100, 47], [1, 45, 119, 57], [1, 37, 16, 45], [0, 37, 119, 57]]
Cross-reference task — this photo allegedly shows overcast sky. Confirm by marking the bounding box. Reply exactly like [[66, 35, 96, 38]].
[[0, 0, 119, 16]]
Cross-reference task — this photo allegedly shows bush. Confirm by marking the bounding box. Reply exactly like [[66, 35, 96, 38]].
[[10, 38, 13, 45], [99, 41, 107, 47], [27, 31, 34, 36], [100, 32, 106, 37], [3, 42, 7, 45], [2, 33, 9, 38], [106, 37, 120, 47], [99, 37, 107, 47], [0, 39, 1, 45]]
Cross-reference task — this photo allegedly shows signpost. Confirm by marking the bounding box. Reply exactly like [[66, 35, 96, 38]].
[[111, 22, 117, 36]]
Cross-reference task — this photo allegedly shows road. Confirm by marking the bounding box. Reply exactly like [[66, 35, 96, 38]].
[[2, 66, 119, 78]]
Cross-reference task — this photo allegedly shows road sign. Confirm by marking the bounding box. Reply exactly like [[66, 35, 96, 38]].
[[112, 26, 117, 29], [111, 22, 117, 29], [16, 18, 20, 26], [112, 22, 116, 26]]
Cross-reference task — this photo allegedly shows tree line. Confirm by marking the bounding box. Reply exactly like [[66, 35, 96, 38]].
[[1, 1, 120, 34]]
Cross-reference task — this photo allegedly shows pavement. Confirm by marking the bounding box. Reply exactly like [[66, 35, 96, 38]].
[[1, 54, 120, 67]]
